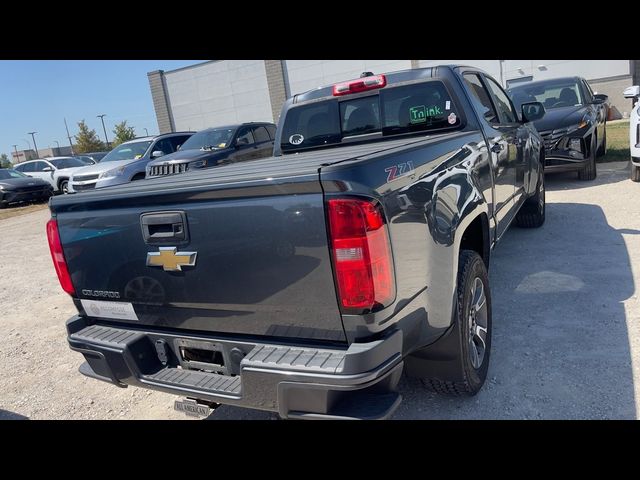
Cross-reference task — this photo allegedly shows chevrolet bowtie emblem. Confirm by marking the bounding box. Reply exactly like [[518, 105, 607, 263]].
[[146, 247, 197, 272]]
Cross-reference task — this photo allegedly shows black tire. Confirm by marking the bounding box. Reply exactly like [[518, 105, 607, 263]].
[[516, 168, 545, 228], [631, 162, 640, 182], [421, 250, 492, 396], [578, 133, 597, 181], [59, 179, 69, 194]]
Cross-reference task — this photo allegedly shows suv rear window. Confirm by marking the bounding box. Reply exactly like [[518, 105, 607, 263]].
[[280, 80, 462, 153]]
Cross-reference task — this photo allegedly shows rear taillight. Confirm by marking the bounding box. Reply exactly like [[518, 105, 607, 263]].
[[332, 74, 387, 96], [46, 218, 75, 295], [327, 198, 395, 312]]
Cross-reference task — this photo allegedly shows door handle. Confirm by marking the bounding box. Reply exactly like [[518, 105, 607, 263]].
[[490, 143, 503, 153], [140, 211, 189, 245]]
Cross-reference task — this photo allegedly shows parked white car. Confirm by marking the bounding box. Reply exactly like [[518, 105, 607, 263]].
[[624, 85, 640, 181], [13, 157, 89, 194]]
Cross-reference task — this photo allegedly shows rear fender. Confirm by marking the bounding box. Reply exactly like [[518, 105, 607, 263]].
[[420, 153, 490, 334]]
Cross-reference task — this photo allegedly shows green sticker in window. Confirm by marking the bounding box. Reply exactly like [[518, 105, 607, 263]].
[[409, 105, 443, 124]]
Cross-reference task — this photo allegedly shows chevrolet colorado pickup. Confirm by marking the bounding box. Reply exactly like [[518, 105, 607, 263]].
[[47, 65, 546, 420]]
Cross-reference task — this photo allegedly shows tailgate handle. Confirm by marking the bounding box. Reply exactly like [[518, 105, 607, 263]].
[[140, 211, 189, 245]]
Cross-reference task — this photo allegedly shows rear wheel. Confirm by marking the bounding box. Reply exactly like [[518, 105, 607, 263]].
[[420, 250, 492, 396], [516, 168, 545, 228], [631, 162, 640, 182], [578, 133, 597, 181]]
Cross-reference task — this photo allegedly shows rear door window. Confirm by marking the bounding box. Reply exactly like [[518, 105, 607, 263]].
[[169, 135, 190, 151], [265, 125, 277, 139], [33, 161, 49, 171], [252, 126, 271, 144]]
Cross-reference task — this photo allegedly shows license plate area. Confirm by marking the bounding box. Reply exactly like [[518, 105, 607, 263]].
[[175, 338, 227, 375], [174, 399, 212, 418]]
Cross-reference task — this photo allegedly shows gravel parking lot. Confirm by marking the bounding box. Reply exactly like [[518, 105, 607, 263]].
[[1, 160, 639, 420]]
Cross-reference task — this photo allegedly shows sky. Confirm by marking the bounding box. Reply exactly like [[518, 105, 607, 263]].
[[0, 60, 203, 160]]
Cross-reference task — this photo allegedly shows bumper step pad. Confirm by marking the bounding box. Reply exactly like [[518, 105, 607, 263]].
[[146, 368, 241, 395]]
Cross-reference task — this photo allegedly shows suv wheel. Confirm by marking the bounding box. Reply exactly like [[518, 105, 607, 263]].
[[578, 133, 597, 181]]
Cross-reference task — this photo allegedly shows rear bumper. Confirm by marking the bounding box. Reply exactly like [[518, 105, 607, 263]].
[[66, 315, 403, 420]]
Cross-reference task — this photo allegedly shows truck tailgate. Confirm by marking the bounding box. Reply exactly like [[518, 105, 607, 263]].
[[52, 171, 346, 342]]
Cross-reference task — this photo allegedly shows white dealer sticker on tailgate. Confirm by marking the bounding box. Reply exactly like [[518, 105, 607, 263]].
[[81, 299, 139, 321]]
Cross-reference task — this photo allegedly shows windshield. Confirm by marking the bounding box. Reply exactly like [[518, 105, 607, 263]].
[[0, 169, 28, 180], [100, 141, 152, 162], [180, 129, 235, 150], [49, 157, 86, 169], [280, 80, 462, 153], [509, 80, 584, 111]]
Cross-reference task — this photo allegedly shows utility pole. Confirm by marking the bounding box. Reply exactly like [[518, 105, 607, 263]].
[[28, 132, 39, 158], [97, 114, 109, 148], [64, 118, 75, 155]]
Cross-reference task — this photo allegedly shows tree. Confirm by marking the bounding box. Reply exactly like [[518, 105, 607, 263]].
[[111, 121, 136, 147], [74, 120, 106, 153], [0, 153, 11, 168]]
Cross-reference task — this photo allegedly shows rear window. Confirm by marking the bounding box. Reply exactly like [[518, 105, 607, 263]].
[[280, 80, 462, 153]]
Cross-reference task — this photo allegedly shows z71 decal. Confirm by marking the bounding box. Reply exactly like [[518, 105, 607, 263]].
[[385, 161, 415, 182]]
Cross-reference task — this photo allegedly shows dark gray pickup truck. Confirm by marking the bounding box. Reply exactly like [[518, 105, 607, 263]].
[[46, 65, 546, 419]]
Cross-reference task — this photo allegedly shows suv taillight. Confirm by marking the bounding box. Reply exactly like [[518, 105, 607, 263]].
[[46, 218, 75, 295], [327, 198, 395, 313]]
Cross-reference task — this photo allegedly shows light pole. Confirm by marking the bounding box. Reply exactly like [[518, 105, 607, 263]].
[[144, 128, 149, 136], [28, 132, 39, 158], [97, 114, 109, 148], [53, 140, 60, 148], [64, 118, 75, 155], [12, 144, 19, 163]]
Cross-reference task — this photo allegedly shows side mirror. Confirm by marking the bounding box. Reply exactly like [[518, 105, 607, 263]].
[[151, 150, 165, 159], [521, 102, 546, 122], [42, 166, 54, 172], [623, 85, 640, 99], [235, 137, 249, 148], [592, 93, 608, 104]]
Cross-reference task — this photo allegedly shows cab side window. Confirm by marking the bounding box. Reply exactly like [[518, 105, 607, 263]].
[[484, 77, 518, 124], [463, 73, 499, 124]]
